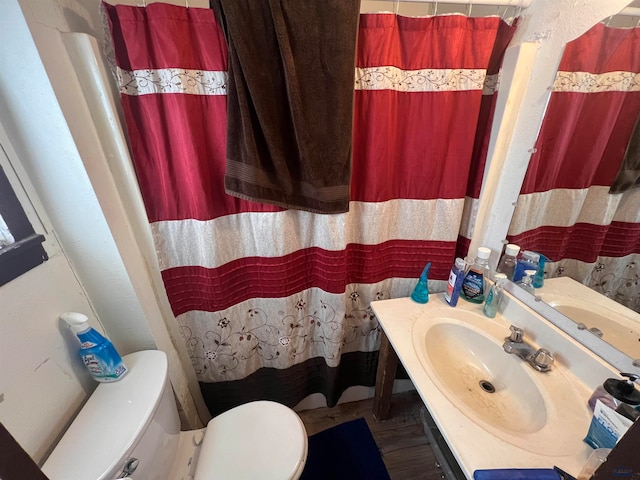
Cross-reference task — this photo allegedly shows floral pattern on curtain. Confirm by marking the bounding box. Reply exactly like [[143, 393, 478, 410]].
[[508, 23, 640, 312], [105, 2, 515, 415]]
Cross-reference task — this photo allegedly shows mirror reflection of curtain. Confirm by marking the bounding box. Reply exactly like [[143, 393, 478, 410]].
[[105, 2, 515, 416], [508, 23, 640, 312]]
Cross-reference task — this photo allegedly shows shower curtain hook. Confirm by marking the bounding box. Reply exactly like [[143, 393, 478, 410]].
[[433, 1, 438, 16], [185, 0, 189, 8], [467, 0, 473, 17], [394, 0, 399, 15], [605, 15, 613, 27]]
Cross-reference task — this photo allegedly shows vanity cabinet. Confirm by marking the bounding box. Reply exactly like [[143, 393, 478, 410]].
[[370, 293, 619, 479]]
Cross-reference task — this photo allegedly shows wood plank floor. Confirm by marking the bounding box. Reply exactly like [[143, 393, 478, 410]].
[[297, 390, 447, 480]]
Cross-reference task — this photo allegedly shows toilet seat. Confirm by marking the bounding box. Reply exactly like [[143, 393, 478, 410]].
[[194, 401, 308, 480]]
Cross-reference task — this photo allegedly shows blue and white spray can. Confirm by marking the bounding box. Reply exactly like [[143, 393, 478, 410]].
[[61, 312, 128, 382]]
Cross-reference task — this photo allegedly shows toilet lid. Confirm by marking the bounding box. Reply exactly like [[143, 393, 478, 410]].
[[194, 401, 308, 480]]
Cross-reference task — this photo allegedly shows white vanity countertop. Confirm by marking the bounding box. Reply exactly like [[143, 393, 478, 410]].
[[371, 293, 618, 479]]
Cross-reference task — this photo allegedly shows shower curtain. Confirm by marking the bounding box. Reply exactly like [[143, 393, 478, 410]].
[[105, 2, 515, 415], [508, 23, 640, 312]]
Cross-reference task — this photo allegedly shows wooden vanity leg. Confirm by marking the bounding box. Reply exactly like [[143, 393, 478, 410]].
[[373, 331, 399, 421]]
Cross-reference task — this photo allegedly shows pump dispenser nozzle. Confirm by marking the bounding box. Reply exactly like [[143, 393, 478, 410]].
[[411, 262, 431, 304], [604, 373, 640, 405]]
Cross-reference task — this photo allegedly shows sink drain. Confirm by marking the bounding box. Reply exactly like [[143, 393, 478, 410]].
[[479, 380, 495, 393]]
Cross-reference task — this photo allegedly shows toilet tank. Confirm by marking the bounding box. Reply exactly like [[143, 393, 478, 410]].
[[42, 350, 180, 480]]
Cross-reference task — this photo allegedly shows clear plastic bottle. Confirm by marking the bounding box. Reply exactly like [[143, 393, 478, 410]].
[[483, 273, 507, 318], [461, 247, 492, 304], [516, 269, 536, 295], [496, 244, 520, 281], [445, 257, 466, 307]]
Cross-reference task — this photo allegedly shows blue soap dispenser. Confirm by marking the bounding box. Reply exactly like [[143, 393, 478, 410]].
[[411, 262, 431, 304], [61, 312, 128, 383]]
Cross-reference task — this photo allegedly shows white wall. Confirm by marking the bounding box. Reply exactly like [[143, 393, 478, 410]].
[[0, 0, 207, 463], [0, 0, 157, 462], [12, 0, 210, 428], [1, 0, 154, 362], [0, 254, 100, 463], [0, 128, 102, 463]]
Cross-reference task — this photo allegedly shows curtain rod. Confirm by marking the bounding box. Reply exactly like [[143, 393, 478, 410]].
[[376, 1, 640, 17], [375, 0, 532, 7]]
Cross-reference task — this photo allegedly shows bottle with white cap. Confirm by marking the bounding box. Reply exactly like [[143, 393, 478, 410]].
[[496, 244, 520, 281], [516, 270, 536, 295], [61, 312, 128, 382]]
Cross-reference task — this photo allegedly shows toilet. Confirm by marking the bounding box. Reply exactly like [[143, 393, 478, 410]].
[[42, 350, 308, 480]]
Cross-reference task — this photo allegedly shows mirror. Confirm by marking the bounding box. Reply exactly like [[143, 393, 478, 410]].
[[506, 3, 640, 365]]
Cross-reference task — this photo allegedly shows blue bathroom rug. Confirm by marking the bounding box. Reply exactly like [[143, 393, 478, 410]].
[[299, 417, 391, 480]]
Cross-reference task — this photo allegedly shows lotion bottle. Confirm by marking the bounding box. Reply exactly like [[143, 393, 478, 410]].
[[61, 312, 128, 383]]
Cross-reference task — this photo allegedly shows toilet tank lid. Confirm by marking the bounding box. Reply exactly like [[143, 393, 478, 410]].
[[42, 350, 169, 480]]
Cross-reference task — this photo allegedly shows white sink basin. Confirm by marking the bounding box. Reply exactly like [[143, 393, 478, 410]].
[[411, 308, 589, 456], [415, 321, 546, 435]]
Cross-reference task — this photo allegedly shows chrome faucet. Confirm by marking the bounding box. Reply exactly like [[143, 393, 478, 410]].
[[503, 325, 554, 372]]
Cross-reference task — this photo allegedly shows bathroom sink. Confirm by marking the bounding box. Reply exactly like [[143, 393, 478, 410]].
[[371, 295, 625, 477], [411, 308, 590, 456], [415, 321, 546, 435]]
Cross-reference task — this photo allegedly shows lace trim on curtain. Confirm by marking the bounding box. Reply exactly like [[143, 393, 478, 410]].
[[554, 70, 640, 93], [116, 67, 228, 96], [113, 65, 500, 96], [355, 67, 499, 94]]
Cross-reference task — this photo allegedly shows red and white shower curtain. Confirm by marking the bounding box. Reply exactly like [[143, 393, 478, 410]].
[[508, 23, 640, 312], [105, 2, 515, 415]]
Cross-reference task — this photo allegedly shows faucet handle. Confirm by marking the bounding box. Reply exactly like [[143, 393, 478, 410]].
[[508, 325, 524, 343], [532, 348, 554, 371]]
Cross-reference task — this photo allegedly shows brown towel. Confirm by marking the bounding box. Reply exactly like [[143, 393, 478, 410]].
[[211, 0, 360, 213], [610, 112, 640, 194]]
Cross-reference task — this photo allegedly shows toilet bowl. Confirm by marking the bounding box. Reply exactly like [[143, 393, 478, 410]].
[[42, 350, 308, 480]]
